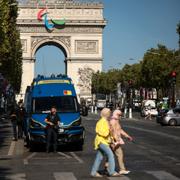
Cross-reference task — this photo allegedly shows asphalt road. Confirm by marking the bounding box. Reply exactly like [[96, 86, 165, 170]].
[[0, 112, 180, 180]]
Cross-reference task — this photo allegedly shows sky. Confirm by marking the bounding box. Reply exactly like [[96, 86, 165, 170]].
[[35, 0, 180, 76]]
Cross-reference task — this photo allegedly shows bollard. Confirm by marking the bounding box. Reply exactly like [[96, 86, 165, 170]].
[[129, 107, 132, 119], [91, 106, 94, 113], [95, 106, 97, 114], [124, 107, 127, 118]]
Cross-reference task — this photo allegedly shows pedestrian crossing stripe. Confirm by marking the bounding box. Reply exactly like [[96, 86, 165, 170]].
[[54, 172, 77, 180], [146, 171, 180, 180], [1, 171, 180, 180], [5, 173, 26, 180]]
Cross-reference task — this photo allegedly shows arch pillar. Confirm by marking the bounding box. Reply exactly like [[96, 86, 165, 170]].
[[18, 57, 35, 99]]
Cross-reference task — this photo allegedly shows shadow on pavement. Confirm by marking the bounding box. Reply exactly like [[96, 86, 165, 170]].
[[0, 167, 13, 180]]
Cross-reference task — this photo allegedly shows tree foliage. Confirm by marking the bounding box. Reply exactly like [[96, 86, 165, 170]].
[[92, 44, 180, 98], [0, 0, 22, 93]]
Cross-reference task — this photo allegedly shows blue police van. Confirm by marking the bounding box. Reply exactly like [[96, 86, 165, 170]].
[[24, 74, 85, 151]]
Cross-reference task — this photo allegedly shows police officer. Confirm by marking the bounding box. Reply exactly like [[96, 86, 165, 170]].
[[45, 106, 60, 153]]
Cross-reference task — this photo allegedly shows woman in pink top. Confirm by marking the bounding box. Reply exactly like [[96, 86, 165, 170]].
[[109, 109, 133, 175]]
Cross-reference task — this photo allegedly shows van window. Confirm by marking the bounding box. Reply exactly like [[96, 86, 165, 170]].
[[32, 96, 79, 113]]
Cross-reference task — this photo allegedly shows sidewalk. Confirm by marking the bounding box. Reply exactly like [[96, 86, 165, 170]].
[[0, 115, 13, 156]]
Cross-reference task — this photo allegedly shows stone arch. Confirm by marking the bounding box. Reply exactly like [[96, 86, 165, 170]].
[[17, 0, 106, 101], [31, 37, 70, 59]]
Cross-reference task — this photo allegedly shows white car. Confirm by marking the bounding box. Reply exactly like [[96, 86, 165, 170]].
[[141, 100, 158, 117], [144, 107, 158, 116]]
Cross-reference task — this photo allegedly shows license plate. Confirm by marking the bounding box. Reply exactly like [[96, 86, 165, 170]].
[[58, 128, 64, 133]]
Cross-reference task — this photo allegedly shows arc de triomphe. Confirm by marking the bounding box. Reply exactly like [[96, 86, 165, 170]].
[[17, 0, 106, 100]]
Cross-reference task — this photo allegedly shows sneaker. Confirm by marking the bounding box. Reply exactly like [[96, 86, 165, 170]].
[[91, 172, 103, 178], [109, 172, 121, 177], [119, 170, 130, 175]]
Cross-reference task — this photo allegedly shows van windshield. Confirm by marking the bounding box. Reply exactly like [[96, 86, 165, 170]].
[[32, 96, 79, 113]]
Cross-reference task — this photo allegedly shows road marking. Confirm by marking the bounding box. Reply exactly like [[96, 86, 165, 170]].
[[54, 172, 77, 180], [146, 171, 180, 180], [23, 152, 37, 165], [70, 152, 83, 164], [136, 144, 148, 150], [124, 125, 180, 141], [5, 173, 26, 180], [108, 176, 130, 180], [15, 139, 24, 155], [57, 152, 72, 159], [166, 156, 179, 162], [8, 141, 16, 156], [149, 149, 163, 155]]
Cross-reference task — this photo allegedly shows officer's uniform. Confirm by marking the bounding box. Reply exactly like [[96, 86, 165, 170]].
[[45, 113, 60, 152]]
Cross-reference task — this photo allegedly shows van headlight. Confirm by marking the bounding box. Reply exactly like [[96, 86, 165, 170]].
[[71, 118, 81, 127]]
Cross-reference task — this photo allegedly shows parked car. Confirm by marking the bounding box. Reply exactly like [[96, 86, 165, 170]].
[[156, 107, 180, 126]]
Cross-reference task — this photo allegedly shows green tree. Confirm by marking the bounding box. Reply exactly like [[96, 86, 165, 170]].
[[8, 0, 22, 92], [0, 0, 10, 72], [141, 45, 177, 97], [177, 21, 180, 51], [0, 0, 22, 93]]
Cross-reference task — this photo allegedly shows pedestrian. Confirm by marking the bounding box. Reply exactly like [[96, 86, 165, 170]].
[[109, 109, 133, 175], [17, 101, 26, 139], [45, 106, 60, 153], [90, 108, 120, 178], [10, 108, 18, 141], [144, 105, 152, 120]]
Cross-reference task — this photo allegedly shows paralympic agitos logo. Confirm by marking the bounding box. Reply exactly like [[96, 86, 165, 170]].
[[37, 8, 66, 31]]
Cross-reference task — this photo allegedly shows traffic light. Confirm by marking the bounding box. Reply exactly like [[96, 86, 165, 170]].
[[170, 71, 176, 84]]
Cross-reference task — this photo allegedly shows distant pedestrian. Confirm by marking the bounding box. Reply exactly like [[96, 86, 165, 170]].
[[144, 105, 152, 120], [109, 109, 133, 175], [90, 108, 120, 178], [17, 102, 26, 139], [45, 106, 60, 153], [10, 109, 18, 141]]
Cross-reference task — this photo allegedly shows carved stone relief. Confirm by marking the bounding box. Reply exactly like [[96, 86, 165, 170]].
[[18, 26, 102, 34], [75, 40, 98, 54], [31, 36, 71, 50], [77, 66, 95, 96], [21, 39, 27, 52]]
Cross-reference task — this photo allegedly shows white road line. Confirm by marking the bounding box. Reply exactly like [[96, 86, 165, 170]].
[[124, 125, 180, 141], [23, 152, 37, 165], [54, 172, 77, 180], [70, 152, 84, 164], [136, 144, 148, 150], [146, 171, 180, 180], [108, 176, 130, 180], [8, 141, 16, 156], [6, 173, 26, 180], [166, 156, 179, 162], [57, 152, 72, 159]]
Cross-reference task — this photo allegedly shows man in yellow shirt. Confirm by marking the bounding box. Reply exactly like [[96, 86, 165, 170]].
[[90, 108, 119, 177]]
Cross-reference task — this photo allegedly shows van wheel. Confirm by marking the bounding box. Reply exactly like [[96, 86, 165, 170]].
[[169, 119, 177, 126]]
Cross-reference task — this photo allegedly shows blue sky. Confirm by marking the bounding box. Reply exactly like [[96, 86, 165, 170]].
[[35, 0, 180, 76]]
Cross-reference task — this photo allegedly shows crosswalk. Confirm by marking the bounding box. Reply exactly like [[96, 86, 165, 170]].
[[2, 171, 180, 180]]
